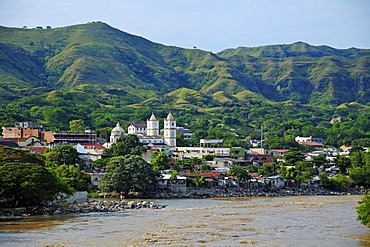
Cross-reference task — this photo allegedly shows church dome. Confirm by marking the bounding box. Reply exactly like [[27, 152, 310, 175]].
[[111, 122, 125, 136]]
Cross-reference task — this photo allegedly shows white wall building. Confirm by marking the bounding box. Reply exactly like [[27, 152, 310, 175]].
[[110, 122, 125, 143], [295, 136, 324, 144], [128, 124, 147, 135], [164, 112, 176, 148]]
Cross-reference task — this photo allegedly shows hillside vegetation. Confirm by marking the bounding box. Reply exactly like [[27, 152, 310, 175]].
[[0, 22, 369, 147]]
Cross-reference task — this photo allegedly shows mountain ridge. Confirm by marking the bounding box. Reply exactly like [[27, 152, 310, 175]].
[[0, 22, 369, 136]]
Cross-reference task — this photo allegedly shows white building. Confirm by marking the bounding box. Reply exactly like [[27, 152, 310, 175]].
[[146, 113, 159, 136], [110, 122, 125, 143], [128, 124, 147, 135], [164, 112, 176, 148], [295, 136, 324, 144]]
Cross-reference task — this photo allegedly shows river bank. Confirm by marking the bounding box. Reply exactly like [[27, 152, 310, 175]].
[[1, 186, 366, 220], [0, 200, 166, 220], [147, 186, 366, 199]]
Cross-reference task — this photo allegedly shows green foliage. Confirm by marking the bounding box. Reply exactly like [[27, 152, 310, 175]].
[[0, 145, 43, 165], [150, 152, 169, 171], [69, 119, 86, 132], [329, 174, 353, 188], [100, 155, 157, 196], [357, 195, 370, 228], [228, 166, 251, 182], [348, 150, 370, 185], [104, 135, 144, 157], [189, 176, 206, 187], [258, 164, 276, 177], [0, 162, 71, 207], [1, 23, 370, 149], [174, 157, 202, 172], [51, 164, 90, 191], [44, 145, 79, 166], [284, 149, 305, 166]]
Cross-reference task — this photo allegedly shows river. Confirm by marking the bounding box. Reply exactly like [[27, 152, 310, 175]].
[[0, 195, 369, 246]]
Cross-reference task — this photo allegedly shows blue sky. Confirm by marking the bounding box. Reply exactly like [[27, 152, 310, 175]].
[[0, 0, 369, 52]]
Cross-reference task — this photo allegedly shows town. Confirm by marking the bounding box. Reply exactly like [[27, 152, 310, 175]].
[[1, 111, 369, 209]]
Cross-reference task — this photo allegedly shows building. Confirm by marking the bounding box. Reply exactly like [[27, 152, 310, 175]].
[[164, 112, 176, 148], [200, 139, 223, 147], [2, 122, 42, 139], [43, 130, 97, 146], [128, 124, 147, 135], [176, 127, 192, 139], [146, 113, 159, 136], [110, 122, 125, 143], [295, 136, 324, 145], [105, 112, 177, 148]]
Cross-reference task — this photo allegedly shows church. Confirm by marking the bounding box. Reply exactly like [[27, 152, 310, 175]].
[[108, 112, 177, 148]]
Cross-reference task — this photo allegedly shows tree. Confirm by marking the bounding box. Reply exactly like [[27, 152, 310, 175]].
[[105, 135, 144, 156], [229, 166, 251, 185], [0, 162, 71, 207], [0, 145, 43, 165], [100, 155, 157, 196], [348, 150, 370, 185], [150, 152, 169, 171], [357, 195, 370, 228], [284, 149, 305, 166], [52, 165, 90, 191], [69, 119, 86, 132], [44, 145, 79, 166], [335, 155, 351, 174]]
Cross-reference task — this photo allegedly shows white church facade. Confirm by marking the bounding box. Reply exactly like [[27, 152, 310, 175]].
[[106, 113, 177, 148]]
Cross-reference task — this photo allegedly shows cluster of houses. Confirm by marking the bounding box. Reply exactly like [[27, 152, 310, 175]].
[[0, 117, 364, 191]]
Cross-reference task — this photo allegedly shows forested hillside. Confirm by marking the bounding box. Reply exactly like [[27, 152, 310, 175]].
[[0, 22, 369, 147]]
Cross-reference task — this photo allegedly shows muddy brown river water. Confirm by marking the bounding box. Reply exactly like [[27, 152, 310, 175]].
[[0, 195, 369, 246]]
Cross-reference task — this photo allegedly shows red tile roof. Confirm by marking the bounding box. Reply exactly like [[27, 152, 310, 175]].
[[298, 141, 324, 147], [28, 146, 48, 154], [81, 144, 105, 150]]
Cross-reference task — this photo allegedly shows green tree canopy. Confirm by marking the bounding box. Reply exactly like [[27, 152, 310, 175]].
[[228, 166, 251, 182], [44, 145, 79, 166], [357, 195, 370, 228], [51, 164, 90, 191], [0, 145, 43, 166], [69, 119, 86, 132], [0, 162, 72, 207], [104, 134, 145, 156], [150, 152, 169, 171], [100, 155, 157, 196]]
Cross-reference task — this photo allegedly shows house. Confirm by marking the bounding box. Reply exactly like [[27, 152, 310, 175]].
[[176, 127, 192, 139], [158, 174, 187, 189], [264, 175, 286, 189], [295, 136, 324, 147], [230, 147, 248, 160], [200, 139, 223, 147], [83, 169, 105, 188], [183, 172, 226, 187], [209, 157, 250, 169], [176, 146, 230, 158], [27, 146, 48, 155], [76, 143, 105, 161], [128, 124, 147, 135]]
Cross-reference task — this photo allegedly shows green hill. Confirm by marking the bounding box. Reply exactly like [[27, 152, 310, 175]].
[[0, 22, 369, 147]]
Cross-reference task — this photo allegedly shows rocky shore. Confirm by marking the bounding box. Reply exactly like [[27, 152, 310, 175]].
[[148, 186, 365, 199], [0, 200, 166, 220]]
